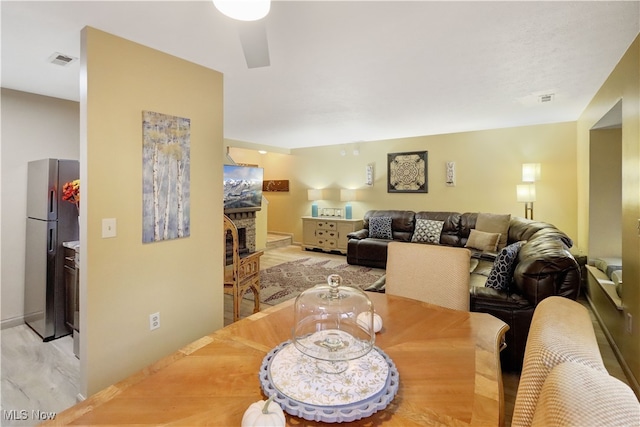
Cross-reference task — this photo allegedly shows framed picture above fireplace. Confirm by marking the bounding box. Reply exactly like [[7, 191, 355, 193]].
[[223, 165, 264, 214]]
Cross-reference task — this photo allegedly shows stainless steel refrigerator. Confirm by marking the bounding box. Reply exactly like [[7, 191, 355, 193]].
[[24, 158, 79, 341]]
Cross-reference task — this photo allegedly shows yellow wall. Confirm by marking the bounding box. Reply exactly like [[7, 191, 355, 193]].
[[81, 27, 223, 396], [231, 122, 578, 249], [577, 34, 640, 392], [588, 128, 622, 259]]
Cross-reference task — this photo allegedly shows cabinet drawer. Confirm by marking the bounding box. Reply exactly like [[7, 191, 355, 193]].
[[316, 229, 338, 239], [64, 247, 76, 268], [317, 221, 337, 231], [317, 238, 338, 249]]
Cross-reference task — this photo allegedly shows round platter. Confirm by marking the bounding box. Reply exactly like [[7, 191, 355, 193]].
[[259, 340, 399, 423]]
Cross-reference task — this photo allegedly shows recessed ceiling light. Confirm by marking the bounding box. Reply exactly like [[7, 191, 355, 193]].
[[48, 52, 77, 67]]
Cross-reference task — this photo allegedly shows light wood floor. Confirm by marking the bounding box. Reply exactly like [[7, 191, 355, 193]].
[[1, 240, 631, 427]]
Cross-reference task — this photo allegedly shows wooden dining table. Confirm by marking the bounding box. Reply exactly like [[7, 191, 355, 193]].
[[46, 292, 509, 426]]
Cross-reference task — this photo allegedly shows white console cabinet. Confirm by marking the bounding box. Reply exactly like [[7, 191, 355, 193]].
[[302, 217, 362, 254]]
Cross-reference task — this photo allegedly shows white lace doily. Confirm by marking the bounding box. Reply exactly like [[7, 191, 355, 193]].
[[259, 341, 399, 423]]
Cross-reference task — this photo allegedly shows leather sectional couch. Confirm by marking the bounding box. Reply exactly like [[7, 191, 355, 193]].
[[347, 210, 581, 371]]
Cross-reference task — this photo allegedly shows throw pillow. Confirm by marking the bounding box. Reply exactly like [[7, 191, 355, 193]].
[[593, 257, 622, 279], [411, 219, 444, 244], [612, 270, 623, 298], [369, 216, 393, 239], [465, 229, 501, 252], [476, 213, 511, 250], [485, 241, 525, 291]]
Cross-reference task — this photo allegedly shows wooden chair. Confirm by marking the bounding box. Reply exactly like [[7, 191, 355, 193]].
[[224, 215, 261, 322], [385, 241, 471, 311]]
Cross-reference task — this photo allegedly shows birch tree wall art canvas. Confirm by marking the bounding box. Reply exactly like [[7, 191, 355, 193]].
[[142, 111, 191, 243]]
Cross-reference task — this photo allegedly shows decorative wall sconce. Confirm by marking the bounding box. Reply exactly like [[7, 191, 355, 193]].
[[517, 184, 536, 219], [340, 189, 357, 219], [522, 163, 541, 182], [446, 161, 456, 187], [365, 164, 374, 187], [307, 189, 323, 218]]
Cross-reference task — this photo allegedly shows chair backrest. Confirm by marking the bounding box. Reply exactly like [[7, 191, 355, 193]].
[[224, 215, 239, 285], [385, 241, 471, 311], [531, 362, 640, 427], [511, 296, 606, 427]]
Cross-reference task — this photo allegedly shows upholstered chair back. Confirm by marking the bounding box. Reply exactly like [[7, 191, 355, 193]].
[[385, 241, 471, 311]]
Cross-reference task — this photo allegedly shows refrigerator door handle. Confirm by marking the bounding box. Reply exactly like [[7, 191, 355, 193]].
[[48, 224, 56, 253], [49, 188, 56, 217]]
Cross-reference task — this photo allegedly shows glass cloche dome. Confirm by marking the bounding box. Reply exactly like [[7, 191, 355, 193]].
[[292, 274, 375, 374]]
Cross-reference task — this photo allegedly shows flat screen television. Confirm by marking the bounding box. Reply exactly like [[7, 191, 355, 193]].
[[223, 165, 263, 213]]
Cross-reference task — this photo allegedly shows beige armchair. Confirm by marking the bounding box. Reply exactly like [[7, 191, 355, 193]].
[[385, 241, 471, 311], [512, 296, 608, 427], [532, 361, 640, 427]]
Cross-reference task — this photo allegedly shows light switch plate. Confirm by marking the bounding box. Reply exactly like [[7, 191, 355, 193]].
[[102, 218, 117, 238]]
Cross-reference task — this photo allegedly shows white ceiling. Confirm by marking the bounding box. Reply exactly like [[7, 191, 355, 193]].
[[2, 1, 639, 150]]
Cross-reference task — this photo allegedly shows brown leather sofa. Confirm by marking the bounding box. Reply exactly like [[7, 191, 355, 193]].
[[347, 210, 580, 371]]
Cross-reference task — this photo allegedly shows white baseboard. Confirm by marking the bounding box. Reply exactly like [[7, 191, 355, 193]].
[[1, 316, 25, 330]]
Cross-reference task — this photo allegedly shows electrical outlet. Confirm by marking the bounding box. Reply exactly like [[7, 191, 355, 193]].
[[149, 312, 160, 331], [626, 313, 633, 334]]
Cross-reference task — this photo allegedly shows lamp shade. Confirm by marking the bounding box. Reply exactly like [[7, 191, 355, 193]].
[[517, 184, 536, 202], [213, 0, 270, 21], [522, 163, 540, 182], [340, 189, 356, 202], [308, 189, 322, 201]]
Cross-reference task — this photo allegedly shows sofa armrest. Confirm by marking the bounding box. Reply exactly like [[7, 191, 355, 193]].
[[514, 238, 581, 306], [347, 229, 369, 240], [471, 287, 535, 371]]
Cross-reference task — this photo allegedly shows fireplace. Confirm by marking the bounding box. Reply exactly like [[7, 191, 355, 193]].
[[225, 211, 257, 263], [237, 227, 247, 254], [225, 227, 248, 264]]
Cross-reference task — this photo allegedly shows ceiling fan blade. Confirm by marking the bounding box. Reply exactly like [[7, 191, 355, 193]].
[[237, 20, 270, 69]]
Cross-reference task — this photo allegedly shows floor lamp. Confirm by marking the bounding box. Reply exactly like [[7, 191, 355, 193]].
[[517, 184, 536, 219]]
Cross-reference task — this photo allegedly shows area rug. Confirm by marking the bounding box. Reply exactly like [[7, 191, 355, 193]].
[[254, 258, 386, 306]]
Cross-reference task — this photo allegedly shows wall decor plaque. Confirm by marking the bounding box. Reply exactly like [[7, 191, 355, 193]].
[[387, 151, 428, 193], [262, 179, 289, 192]]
